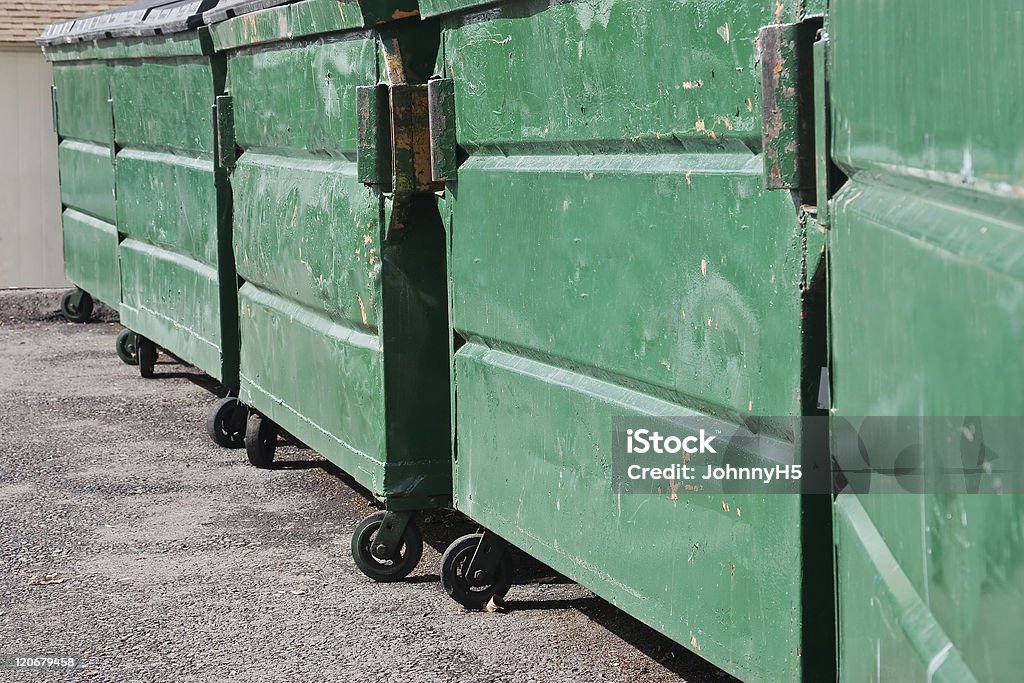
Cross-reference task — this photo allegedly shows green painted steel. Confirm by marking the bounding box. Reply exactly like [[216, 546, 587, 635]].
[[428, 1, 831, 680], [109, 31, 238, 386], [828, 2, 1024, 680], [210, 2, 450, 508], [46, 56, 120, 310]]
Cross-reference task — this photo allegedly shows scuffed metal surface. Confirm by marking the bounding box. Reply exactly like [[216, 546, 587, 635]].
[[438, 1, 832, 681], [759, 19, 820, 190], [50, 60, 120, 310], [226, 14, 451, 506], [112, 40, 236, 384], [829, 2, 1024, 681]]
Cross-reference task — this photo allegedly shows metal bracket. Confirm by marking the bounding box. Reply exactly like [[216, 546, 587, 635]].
[[370, 511, 413, 560], [812, 30, 832, 226], [50, 85, 59, 136], [213, 94, 235, 172], [759, 17, 823, 191], [357, 84, 393, 190], [427, 78, 456, 183], [390, 83, 439, 194], [465, 532, 509, 586]]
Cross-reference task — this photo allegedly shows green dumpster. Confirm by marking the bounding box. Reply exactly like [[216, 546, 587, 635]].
[[97, 0, 239, 385], [205, 0, 451, 581], [826, 1, 1024, 680], [425, 1, 833, 681], [40, 17, 124, 326]]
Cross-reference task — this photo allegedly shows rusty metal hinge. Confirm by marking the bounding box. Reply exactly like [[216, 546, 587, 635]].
[[390, 82, 439, 193], [759, 17, 822, 191], [357, 84, 392, 191], [427, 77, 456, 183]]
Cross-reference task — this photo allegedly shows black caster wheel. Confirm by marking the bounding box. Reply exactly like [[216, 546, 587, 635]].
[[244, 412, 277, 468], [206, 396, 247, 449], [115, 329, 139, 365], [60, 289, 93, 323], [137, 336, 157, 378], [440, 533, 513, 610], [351, 511, 423, 582]]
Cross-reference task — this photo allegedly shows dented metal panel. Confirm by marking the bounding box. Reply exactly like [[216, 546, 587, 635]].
[[434, 1, 832, 680], [828, 1, 1024, 681], [210, 0, 451, 507]]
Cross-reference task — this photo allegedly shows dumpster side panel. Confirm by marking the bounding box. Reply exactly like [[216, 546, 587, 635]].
[[56, 141, 116, 224], [118, 237, 224, 376], [113, 58, 215, 154], [232, 155, 389, 479], [227, 35, 370, 156], [112, 48, 228, 382], [225, 32, 394, 494], [830, 185, 1024, 683], [454, 343, 803, 682], [52, 61, 112, 145], [51, 60, 119, 310], [828, 2, 1024, 681], [115, 150, 218, 265], [61, 209, 119, 307], [441, 2, 826, 680]]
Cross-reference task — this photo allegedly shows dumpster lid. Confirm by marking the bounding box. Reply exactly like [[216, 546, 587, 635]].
[[202, 0, 292, 26], [130, 0, 220, 37], [37, 19, 77, 46], [74, 3, 155, 41]]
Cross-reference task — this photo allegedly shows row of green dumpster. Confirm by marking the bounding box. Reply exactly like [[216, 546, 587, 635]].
[[41, 0, 1023, 680]]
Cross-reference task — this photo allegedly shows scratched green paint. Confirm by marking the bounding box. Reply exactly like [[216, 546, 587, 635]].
[[110, 30, 237, 385], [56, 141, 115, 223], [61, 209, 119, 308], [226, 35, 375, 155], [828, 2, 1024, 681], [45, 54, 120, 311], [216, 1, 451, 507], [433, 1, 831, 681]]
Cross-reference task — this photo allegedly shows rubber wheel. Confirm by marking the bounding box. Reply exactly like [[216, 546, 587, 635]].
[[440, 533, 513, 610], [115, 329, 139, 365], [60, 289, 93, 323], [137, 336, 157, 379], [351, 511, 424, 582], [206, 397, 246, 449], [244, 412, 277, 468]]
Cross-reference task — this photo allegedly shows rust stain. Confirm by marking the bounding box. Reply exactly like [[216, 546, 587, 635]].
[[357, 294, 368, 327], [685, 170, 692, 185], [723, 118, 734, 131], [681, 80, 704, 89], [700, 258, 708, 278], [690, 635, 700, 652], [694, 118, 706, 132], [747, 98, 753, 112], [391, 9, 419, 20], [775, 1, 785, 23]]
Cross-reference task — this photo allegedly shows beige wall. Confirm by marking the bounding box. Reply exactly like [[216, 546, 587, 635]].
[[0, 43, 67, 288]]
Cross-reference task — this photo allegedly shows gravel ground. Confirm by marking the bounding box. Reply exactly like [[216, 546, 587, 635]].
[[0, 290, 734, 683]]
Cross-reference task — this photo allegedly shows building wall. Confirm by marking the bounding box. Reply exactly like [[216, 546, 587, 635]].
[[0, 43, 67, 288]]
